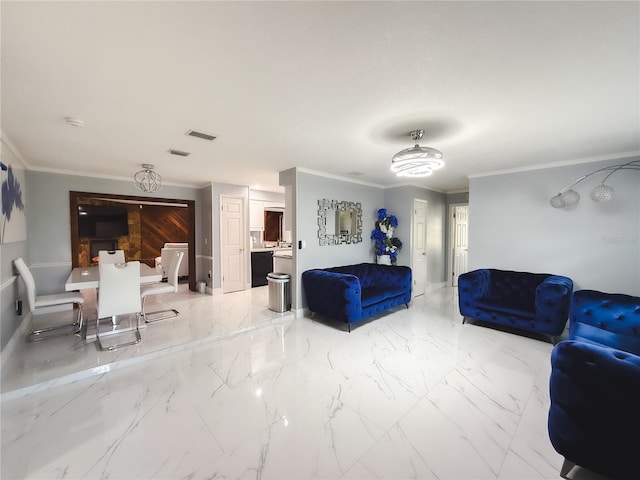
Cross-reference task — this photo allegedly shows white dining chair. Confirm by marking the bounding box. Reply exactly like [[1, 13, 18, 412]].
[[140, 251, 183, 323], [96, 261, 141, 351], [98, 249, 125, 264], [13, 257, 85, 342]]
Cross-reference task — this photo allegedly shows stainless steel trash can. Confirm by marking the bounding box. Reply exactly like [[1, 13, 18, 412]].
[[267, 272, 290, 312]]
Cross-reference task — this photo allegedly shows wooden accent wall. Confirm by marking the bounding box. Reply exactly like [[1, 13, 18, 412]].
[[140, 204, 189, 265]]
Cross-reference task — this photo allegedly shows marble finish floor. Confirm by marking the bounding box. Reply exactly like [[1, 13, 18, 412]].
[[1, 287, 607, 479], [1, 284, 293, 399]]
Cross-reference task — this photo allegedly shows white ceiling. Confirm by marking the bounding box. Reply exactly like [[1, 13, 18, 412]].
[[2, 1, 639, 193]]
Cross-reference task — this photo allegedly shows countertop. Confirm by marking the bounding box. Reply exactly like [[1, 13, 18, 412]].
[[251, 247, 292, 253]]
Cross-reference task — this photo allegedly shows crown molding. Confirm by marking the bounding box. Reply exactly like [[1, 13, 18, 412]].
[[468, 151, 640, 179]]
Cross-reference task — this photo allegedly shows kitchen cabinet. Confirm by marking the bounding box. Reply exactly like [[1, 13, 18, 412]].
[[273, 251, 292, 276], [250, 200, 264, 231]]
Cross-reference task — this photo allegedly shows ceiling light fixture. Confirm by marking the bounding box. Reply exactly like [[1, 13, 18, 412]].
[[550, 159, 640, 208], [64, 117, 85, 127], [134, 164, 163, 193], [390, 129, 444, 178]]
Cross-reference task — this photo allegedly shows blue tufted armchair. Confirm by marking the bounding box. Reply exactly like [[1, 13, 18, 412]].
[[548, 289, 640, 479], [458, 268, 573, 342]]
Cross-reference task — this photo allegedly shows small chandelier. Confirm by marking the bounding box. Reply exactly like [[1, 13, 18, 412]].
[[550, 159, 639, 208], [390, 129, 444, 178], [133, 164, 163, 193]]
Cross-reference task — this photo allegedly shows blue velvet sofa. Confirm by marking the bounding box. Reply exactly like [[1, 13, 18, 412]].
[[548, 289, 640, 479], [458, 268, 573, 341], [302, 263, 412, 331]]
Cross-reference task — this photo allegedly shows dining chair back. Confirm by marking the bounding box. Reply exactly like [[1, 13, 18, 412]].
[[13, 257, 85, 341], [96, 261, 142, 350], [140, 251, 184, 323], [98, 249, 125, 264]]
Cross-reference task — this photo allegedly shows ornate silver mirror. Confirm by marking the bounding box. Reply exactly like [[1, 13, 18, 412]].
[[317, 199, 362, 245]]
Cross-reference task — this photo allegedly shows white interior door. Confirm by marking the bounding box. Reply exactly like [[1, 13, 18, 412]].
[[452, 205, 469, 287], [412, 199, 427, 297], [221, 196, 246, 293]]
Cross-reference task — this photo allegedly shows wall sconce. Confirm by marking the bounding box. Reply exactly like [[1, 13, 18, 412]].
[[550, 159, 639, 208]]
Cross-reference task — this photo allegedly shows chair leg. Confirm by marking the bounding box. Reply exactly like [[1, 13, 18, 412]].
[[560, 458, 575, 478], [95, 313, 142, 351], [141, 296, 179, 324], [28, 303, 84, 342]]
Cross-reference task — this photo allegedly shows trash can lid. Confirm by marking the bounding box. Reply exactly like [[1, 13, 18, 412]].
[[267, 272, 290, 280]]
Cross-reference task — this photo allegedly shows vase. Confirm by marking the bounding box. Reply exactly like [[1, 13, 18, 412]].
[[377, 255, 392, 265]]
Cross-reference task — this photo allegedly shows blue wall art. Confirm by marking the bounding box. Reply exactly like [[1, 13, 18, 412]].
[[1, 161, 26, 244]]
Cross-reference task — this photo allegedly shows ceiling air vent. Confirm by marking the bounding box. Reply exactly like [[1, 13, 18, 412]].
[[168, 149, 191, 157], [186, 129, 216, 141]]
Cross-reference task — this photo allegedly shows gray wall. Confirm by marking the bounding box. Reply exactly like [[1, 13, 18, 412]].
[[468, 157, 640, 295], [1, 140, 28, 350], [295, 171, 384, 309], [385, 186, 448, 288], [290, 170, 450, 309], [26, 170, 203, 295], [199, 184, 213, 288]]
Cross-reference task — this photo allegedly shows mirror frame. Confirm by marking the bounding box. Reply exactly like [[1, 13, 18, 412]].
[[317, 198, 363, 245]]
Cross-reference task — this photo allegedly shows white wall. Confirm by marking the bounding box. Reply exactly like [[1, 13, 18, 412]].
[[469, 157, 640, 296]]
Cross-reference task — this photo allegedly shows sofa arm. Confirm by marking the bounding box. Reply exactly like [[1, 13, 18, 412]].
[[302, 270, 362, 322], [458, 269, 491, 315], [533, 275, 573, 332], [548, 340, 640, 478]]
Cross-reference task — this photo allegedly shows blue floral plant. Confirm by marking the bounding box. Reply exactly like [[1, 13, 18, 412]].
[[371, 208, 403, 264], [1, 163, 25, 243]]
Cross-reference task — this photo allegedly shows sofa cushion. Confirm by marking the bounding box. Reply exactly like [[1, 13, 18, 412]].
[[475, 296, 535, 318], [361, 285, 406, 308]]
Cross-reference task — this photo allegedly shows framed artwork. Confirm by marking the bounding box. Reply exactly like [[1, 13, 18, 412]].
[[1, 160, 27, 244]]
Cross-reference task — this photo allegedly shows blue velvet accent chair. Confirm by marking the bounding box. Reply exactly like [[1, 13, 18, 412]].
[[458, 268, 573, 342], [548, 289, 640, 479], [302, 263, 412, 331]]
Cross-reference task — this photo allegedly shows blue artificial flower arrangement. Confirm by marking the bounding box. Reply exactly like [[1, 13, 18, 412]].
[[371, 208, 403, 264]]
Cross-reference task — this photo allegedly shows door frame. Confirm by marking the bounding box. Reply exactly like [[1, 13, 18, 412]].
[[69, 191, 196, 291], [447, 202, 469, 287]]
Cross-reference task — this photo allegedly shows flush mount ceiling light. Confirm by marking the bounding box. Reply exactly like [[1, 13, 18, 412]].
[[133, 164, 163, 193], [390, 129, 444, 178], [64, 117, 85, 127], [549, 159, 639, 208]]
